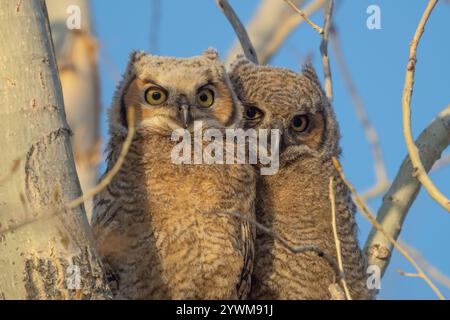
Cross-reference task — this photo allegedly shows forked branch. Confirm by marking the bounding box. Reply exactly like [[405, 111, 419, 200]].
[[401, 241, 450, 290], [401, 0, 450, 211], [225, 0, 326, 64], [333, 157, 445, 300], [365, 105, 450, 277], [283, 0, 324, 34]]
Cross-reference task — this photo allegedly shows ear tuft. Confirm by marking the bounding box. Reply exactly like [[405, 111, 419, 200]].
[[129, 50, 146, 64], [229, 54, 252, 73], [203, 47, 219, 60], [301, 63, 321, 85]]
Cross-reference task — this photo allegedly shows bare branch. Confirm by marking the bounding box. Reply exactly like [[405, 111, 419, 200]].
[[225, 0, 325, 65], [332, 157, 445, 300], [216, 0, 258, 64], [401, 241, 450, 290], [0, 106, 137, 235], [330, 27, 389, 201], [396, 269, 422, 279], [320, 0, 334, 102], [365, 105, 450, 276], [329, 177, 352, 300], [283, 0, 324, 34], [401, 0, 449, 211]]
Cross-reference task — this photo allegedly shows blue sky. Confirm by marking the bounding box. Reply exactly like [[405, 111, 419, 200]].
[[90, 0, 450, 299]]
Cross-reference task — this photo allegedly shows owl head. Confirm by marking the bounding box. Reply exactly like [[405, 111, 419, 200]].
[[229, 56, 340, 165], [109, 48, 243, 137]]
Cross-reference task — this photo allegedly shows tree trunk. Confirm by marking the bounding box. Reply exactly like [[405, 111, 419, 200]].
[[0, 0, 110, 299], [46, 0, 100, 221]]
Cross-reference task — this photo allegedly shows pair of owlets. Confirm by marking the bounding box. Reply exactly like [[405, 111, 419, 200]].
[[92, 48, 372, 300]]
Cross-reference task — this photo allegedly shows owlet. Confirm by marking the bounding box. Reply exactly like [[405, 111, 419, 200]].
[[229, 57, 372, 300], [92, 49, 255, 299]]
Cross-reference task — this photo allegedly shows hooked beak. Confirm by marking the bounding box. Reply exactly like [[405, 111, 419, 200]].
[[178, 104, 191, 128]]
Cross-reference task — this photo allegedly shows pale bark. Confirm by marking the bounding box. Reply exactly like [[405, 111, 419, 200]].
[[364, 105, 450, 277], [334, 157, 445, 300], [47, 0, 100, 221], [0, 0, 109, 299], [217, 0, 259, 64], [400, 0, 449, 212], [225, 0, 325, 65]]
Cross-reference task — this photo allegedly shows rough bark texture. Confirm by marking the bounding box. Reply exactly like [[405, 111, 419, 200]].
[[0, 0, 110, 299], [46, 0, 100, 221], [364, 105, 450, 276]]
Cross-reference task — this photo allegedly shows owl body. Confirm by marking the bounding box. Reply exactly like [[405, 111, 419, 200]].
[[229, 58, 371, 299], [92, 50, 255, 299], [253, 158, 365, 299]]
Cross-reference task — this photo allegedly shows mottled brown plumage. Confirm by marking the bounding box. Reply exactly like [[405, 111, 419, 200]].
[[92, 49, 255, 299], [229, 57, 372, 300]]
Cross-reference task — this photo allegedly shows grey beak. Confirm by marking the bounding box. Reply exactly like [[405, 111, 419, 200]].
[[179, 104, 191, 128]]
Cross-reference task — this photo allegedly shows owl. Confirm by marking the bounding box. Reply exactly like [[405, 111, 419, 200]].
[[92, 49, 256, 299], [229, 57, 372, 300]]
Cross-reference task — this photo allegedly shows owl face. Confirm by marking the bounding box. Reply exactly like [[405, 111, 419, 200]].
[[110, 49, 241, 136], [229, 58, 339, 164]]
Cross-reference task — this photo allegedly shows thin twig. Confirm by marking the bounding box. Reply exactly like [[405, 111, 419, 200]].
[[218, 211, 343, 282], [332, 157, 445, 300], [283, 0, 324, 34], [330, 27, 389, 201], [66, 106, 135, 210], [0, 106, 136, 235], [396, 269, 423, 279], [320, 0, 334, 102], [329, 177, 352, 300], [216, 0, 259, 64], [402, 0, 450, 211], [401, 241, 450, 290], [225, 0, 325, 65]]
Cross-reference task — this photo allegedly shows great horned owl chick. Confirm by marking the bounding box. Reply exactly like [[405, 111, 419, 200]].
[[92, 49, 255, 299], [229, 57, 372, 300]]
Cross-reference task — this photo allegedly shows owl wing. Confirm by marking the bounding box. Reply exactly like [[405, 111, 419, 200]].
[[236, 218, 255, 299], [334, 174, 375, 299], [91, 186, 123, 294]]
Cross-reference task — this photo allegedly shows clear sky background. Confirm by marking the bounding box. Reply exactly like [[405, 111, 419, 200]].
[[90, 0, 450, 299]]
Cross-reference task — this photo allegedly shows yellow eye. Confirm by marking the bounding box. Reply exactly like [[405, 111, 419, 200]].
[[291, 114, 310, 132], [145, 87, 167, 105], [197, 88, 214, 108]]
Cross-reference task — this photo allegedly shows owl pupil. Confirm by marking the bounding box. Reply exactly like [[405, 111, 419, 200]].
[[200, 94, 208, 102], [293, 115, 303, 127], [246, 107, 257, 118], [152, 92, 161, 100]]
